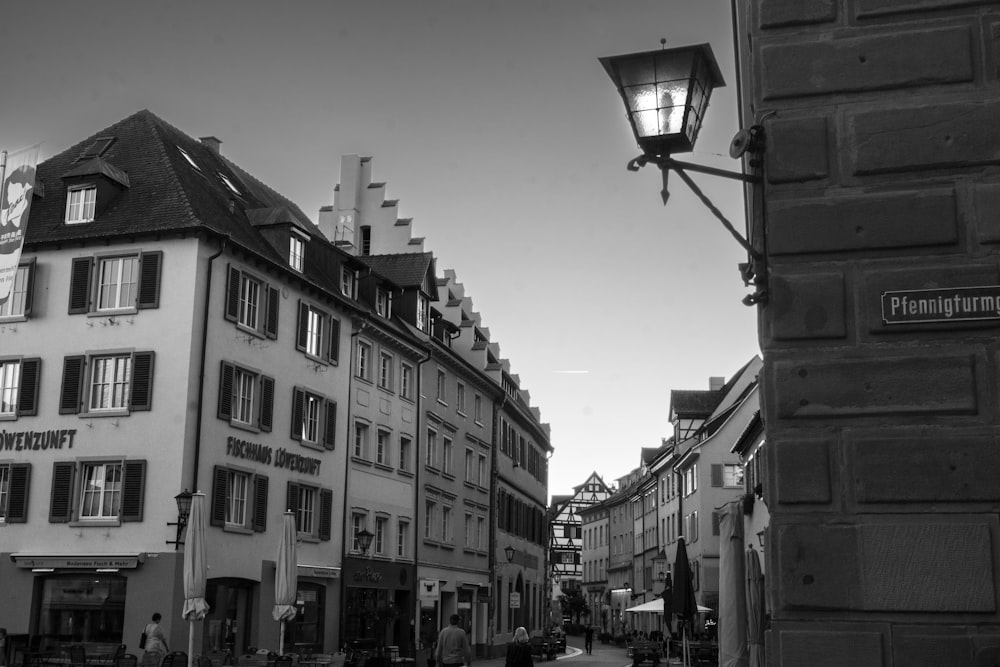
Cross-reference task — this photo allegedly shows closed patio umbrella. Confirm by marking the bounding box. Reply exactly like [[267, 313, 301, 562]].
[[182, 493, 210, 667], [273, 511, 298, 655], [718, 503, 747, 667], [745, 547, 765, 667], [672, 537, 698, 667]]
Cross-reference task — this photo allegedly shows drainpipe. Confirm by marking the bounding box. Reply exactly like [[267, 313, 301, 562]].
[[340, 316, 370, 648], [487, 393, 508, 657], [412, 343, 432, 654], [192, 235, 228, 493]]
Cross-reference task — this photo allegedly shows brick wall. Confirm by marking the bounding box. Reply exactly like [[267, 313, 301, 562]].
[[743, 1, 1000, 665]]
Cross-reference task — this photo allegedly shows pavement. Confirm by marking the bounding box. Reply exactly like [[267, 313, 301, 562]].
[[473, 635, 715, 667]]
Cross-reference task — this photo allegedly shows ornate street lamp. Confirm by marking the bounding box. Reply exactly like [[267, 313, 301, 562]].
[[504, 545, 516, 564], [600, 42, 724, 158], [601, 40, 768, 303], [166, 489, 194, 550], [357, 528, 375, 556]]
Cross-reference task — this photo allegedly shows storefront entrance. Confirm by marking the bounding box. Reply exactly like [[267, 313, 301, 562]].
[[204, 578, 255, 656]]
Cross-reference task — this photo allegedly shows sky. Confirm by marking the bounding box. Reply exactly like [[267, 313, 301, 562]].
[[1, 0, 760, 500]]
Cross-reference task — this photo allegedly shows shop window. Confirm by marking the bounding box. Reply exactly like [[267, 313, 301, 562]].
[[59, 351, 154, 416], [37, 574, 127, 644], [210, 465, 268, 532], [49, 459, 146, 524], [224, 265, 279, 339], [68, 252, 161, 314], [217, 361, 274, 433]]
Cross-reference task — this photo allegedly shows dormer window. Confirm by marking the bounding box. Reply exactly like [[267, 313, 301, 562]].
[[376, 287, 391, 318], [340, 266, 356, 299], [65, 185, 96, 224], [289, 234, 305, 272], [416, 294, 429, 332]]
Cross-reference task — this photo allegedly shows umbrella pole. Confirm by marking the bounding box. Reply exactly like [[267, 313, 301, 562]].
[[279, 620, 285, 656], [188, 619, 195, 667]]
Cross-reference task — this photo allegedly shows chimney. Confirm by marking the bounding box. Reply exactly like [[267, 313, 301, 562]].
[[199, 136, 222, 155], [709, 376, 725, 391]]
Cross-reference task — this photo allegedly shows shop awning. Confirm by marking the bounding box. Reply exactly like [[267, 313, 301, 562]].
[[625, 599, 712, 614]]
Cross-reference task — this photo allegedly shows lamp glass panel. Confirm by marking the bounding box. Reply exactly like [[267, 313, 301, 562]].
[[617, 58, 656, 87], [654, 51, 695, 81]]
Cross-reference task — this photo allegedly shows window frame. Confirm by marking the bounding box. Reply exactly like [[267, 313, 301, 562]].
[[378, 351, 394, 391], [296, 301, 340, 364], [376, 428, 391, 467], [356, 339, 373, 381], [0, 259, 35, 321], [0, 357, 40, 419], [400, 362, 415, 401], [49, 459, 146, 525], [287, 482, 332, 542], [0, 462, 31, 523], [69, 251, 162, 316], [60, 351, 154, 417], [65, 185, 97, 224], [289, 233, 306, 272], [291, 387, 337, 451], [353, 421, 371, 461], [217, 360, 274, 433]]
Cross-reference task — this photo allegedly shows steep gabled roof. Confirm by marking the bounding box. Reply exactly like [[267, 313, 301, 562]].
[[25, 109, 316, 268]]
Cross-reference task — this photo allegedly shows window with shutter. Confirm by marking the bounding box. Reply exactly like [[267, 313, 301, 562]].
[[253, 475, 268, 532], [211, 466, 228, 527], [319, 488, 333, 541], [226, 264, 278, 339], [259, 376, 274, 432], [711, 464, 723, 487], [17, 358, 41, 416], [323, 400, 337, 450], [68, 257, 94, 314], [120, 460, 146, 521], [218, 361, 234, 420], [59, 356, 86, 414], [0, 259, 35, 320], [291, 388, 305, 440], [1, 462, 31, 523], [50, 461, 75, 522], [136, 251, 162, 309], [129, 352, 155, 411]]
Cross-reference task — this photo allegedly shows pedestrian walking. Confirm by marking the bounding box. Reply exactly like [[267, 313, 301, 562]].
[[141, 613, 168, 667], [505, 628, 533, 667], [584, 626, 594, 655], [435, 615, 472, 667]]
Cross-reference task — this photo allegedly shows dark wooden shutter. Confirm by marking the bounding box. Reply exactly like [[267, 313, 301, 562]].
[[210, 466, 228, 527], [319, 489, 333, 541], [129, 351, 155, 411], [224, 265, 240, 322], [252, 475, 269, 532], [59, 356, 86, 415], [286, 482, 300, 513], [291, 388, 305, 440], [21, 258, 35, 316], [264, 286, 280, 339], [120, 460, 146, 522], [328, 317, 340, 363], [6, 463, 31, 523], [68, 257, 93, 314], [323, 400, 337, 450], [137, 251, 162, 309], [217, 361, 234, 420], [50, 462, 75, 522], [259, 375, 275, 432], [17, 358, 40, 416], [711, 511, 721, 536], [710, 464, 723, 487], [296, 301, 309, 352]]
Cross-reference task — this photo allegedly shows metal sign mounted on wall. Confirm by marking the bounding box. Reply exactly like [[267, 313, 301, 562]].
[[882, 285, 1000, 324]]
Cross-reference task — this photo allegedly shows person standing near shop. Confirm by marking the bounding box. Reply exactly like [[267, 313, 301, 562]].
[[141, 613, 168, 667], [434, 615, 471, 667], [584, 626, 594, 655]]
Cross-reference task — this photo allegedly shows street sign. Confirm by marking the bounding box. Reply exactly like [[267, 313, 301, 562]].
[[882, 285, 1000, 324], [509, 592, 521, 609]]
